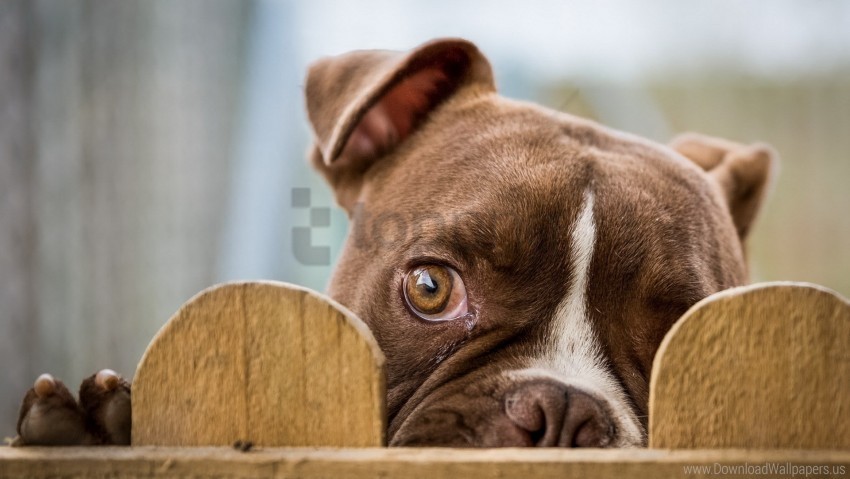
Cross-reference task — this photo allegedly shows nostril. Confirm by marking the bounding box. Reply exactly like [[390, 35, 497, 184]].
[[572, 416, 613, 447], [563, 389, 615, 448], [504, 393, 548, 445], [504, 392, 546, 433], [529, 424, 546, 445], [503, 381, 568, 447]]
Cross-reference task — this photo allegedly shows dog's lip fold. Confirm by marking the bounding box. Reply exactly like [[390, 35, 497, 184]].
[[389, 382, 628, 448], [390, 361, 649, 447], [387, 328, 520, 441]]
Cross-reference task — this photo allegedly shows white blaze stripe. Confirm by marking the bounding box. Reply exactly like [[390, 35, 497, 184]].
[[550, 189, 600, 378], [526, 188, 644, 446]]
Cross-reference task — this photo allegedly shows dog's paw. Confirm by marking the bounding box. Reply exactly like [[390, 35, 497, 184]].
[[79, 369, 132, 445], [16, 374, 88, 445], [15, 370, 132, 446]]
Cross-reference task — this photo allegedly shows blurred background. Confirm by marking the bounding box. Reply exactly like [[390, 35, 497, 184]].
[[1, 0, 849, 436]]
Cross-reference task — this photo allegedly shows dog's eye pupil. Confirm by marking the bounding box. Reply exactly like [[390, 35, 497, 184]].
[[406, 265, 453, 315], [416, 271, 439, 294]]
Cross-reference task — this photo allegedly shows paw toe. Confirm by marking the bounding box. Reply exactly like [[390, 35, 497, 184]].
[[33, 373, 57, 398], [95, 369, 120, 392], [80, 369, 132, 445], [17, 374, 87, 446]]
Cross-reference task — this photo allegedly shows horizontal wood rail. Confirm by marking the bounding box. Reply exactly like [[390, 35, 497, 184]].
[[1, 447, 849, 479]]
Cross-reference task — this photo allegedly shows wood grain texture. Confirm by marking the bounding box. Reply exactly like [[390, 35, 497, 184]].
[[650, 282, 850, 449], [1, 447, 848, 479], [131, 281, 385, 447]]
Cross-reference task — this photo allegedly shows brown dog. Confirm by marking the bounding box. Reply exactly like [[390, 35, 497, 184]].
[[15, 38, 775, 448], [306, 38, 775, 447]]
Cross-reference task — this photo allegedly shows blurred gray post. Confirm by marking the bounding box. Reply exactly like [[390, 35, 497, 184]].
[[0, 0, 36, 434], [215, 0, 340, 293], [0, 0, 249, 436], [217, 0, 298, 282]]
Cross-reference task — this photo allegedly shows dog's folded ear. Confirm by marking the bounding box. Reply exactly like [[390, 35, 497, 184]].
[[305, 38, 494, 210], [670, 132, 778, 240]]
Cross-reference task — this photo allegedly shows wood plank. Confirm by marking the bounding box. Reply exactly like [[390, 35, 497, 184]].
[[131, 282, 385, 447], [243, 282, 307, 445], [132, 283, 248, 445], [0, 447, 848, 479], [650, 282, 850, 449]]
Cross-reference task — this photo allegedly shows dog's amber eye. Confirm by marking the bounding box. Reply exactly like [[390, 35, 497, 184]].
[[403, 265, 468, 321]]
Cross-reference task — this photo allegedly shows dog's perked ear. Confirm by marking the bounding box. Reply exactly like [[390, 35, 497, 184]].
[[305, 38, 495, 211], [670, 132, 778, 240]]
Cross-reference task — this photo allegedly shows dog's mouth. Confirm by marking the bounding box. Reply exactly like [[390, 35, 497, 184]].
[[388, 368, 645, 448]]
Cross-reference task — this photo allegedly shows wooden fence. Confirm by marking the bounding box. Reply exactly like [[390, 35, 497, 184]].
[[1, 281, 848, 478]]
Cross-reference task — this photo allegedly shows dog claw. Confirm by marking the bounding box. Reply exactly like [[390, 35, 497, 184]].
[[95, 369, 120, 391], [33, 374, 56, 398]]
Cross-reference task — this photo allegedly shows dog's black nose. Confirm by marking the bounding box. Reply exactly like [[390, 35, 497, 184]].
[[503, 380, 614, 447]]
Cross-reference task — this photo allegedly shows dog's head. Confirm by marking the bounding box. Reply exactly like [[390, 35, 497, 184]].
[[304, 39, 775, 447]]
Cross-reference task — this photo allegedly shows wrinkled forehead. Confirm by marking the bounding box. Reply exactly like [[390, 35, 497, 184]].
[[370, 95, 707, 194], [366, 97, 715, 230], [358, 98, 730, 282]]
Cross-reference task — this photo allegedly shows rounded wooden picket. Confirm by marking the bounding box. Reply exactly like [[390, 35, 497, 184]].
[[131, 281, 386, 447], [649, 282, 850, 449]]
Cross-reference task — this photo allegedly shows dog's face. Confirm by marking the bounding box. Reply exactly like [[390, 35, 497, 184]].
[[305, 39, 774, 447]]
